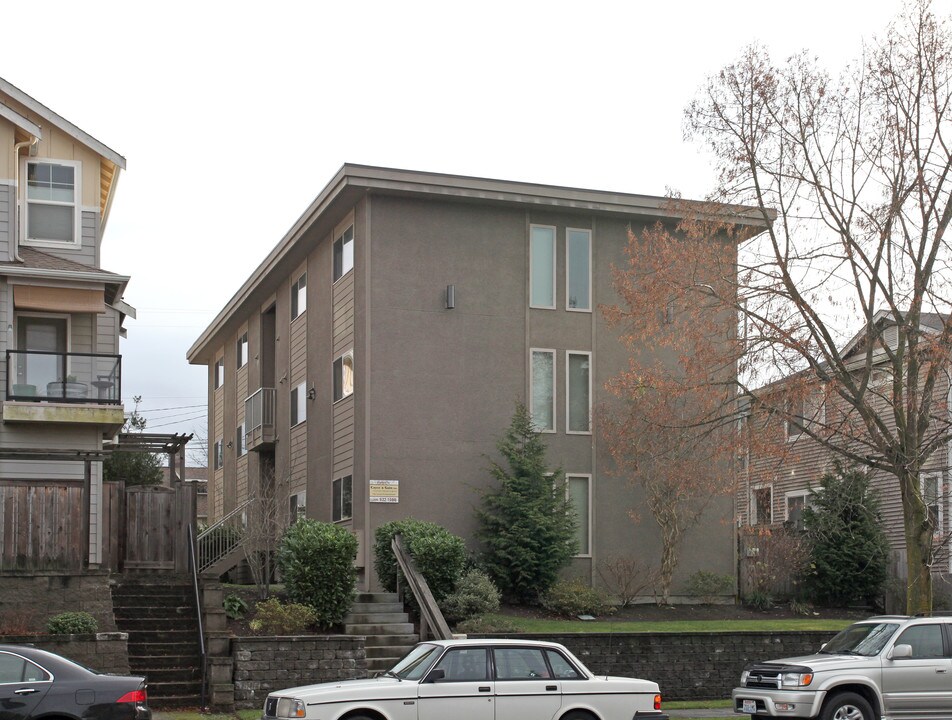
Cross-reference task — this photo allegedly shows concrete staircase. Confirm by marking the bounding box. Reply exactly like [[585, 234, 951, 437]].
[[344, 592, 418, 673], [111, 578, 204, 708]]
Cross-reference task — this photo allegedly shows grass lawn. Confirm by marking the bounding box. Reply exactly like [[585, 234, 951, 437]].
[[477, 612, 851, 633]]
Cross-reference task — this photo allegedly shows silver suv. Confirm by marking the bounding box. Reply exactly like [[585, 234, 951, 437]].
[[733, 615, 952, 720]]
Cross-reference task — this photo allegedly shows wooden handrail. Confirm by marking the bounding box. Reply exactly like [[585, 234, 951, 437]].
[[391, 534, 452, 640]]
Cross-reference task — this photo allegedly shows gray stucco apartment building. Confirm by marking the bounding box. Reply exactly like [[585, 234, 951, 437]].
[[188, 165, 763, 597]]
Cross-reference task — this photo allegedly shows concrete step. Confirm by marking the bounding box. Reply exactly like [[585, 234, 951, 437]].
[[355, 592, 400, 603], [345, 622, 415, 635], [349, 602, 405, 614], [343, 612, 410, 625], [365, 645, 415, 658], [361, 634, 419, 647]]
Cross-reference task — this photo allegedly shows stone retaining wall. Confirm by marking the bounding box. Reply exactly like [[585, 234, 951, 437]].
[[0, 573, 117, 633], [472, 631, 833, 700], [0, 633, 130, 674], [232, 636, 367, 708]]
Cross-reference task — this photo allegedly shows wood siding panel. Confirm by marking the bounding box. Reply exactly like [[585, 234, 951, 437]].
[[290, 423, 307, 489], [290, 319, 307, 384], [332, 272, 354, 356], [0, 185, 11, 267], [333, 396, 354, 477], [214, 360, 224, 519]]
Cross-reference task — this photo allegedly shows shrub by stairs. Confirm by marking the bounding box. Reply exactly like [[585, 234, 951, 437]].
[[111, 578, 204, 708], [343, 592, 418, 674]]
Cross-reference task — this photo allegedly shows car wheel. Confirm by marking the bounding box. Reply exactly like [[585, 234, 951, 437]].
[[560, 711, 597, 720], [820, 692, 874, 720]]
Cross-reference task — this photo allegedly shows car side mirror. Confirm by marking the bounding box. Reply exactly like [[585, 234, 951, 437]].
[[890, 644, 913, 659], [425, 668, 446, 683]]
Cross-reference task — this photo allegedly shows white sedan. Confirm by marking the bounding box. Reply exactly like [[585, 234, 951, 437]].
[[262, 638, 668, 720]]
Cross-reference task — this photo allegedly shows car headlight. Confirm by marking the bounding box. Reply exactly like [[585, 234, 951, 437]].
[[276, 698, 306, 718], [780, 672, 813, 688], [741, 670, 750, 684]]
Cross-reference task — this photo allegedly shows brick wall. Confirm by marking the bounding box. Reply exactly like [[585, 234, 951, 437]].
[[232, 635, 367, 708], [472, 631, 833, 700], [0, 633, 130, 674]]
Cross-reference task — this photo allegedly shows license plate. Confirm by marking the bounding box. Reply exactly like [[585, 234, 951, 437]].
[[742, 699, 757, 714]]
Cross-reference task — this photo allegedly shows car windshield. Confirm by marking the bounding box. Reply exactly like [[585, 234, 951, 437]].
[[822, 622, 900, 656], [389, 643, 442, 680]]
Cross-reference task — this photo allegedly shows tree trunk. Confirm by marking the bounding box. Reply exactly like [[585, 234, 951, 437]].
[[900, 468, 933, 614]]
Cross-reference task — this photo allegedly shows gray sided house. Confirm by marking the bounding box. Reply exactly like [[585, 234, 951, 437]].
[[0, 76, 132, 571], [739, 312, 952, 593], [188, 165, 767, 598]]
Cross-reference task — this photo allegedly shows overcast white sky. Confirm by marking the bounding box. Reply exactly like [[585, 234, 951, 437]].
[[0, 0, 911, 463]]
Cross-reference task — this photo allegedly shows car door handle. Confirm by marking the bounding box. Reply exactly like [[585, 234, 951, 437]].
[[14, 688, 37, 695], [478, 686, 491, 692], [937, 668, 949, 674], [547, 685, 558, 691]]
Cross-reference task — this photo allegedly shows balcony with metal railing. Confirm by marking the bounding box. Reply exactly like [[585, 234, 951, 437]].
[[244, 387, 276, 451], [4, 350, 125, 429]]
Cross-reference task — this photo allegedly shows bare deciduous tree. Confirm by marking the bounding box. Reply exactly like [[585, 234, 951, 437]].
[[610, 0, 952, 613]]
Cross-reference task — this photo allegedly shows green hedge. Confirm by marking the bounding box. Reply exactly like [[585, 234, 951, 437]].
[[277, 520, 357, 628], [374, 519, 466, 607]]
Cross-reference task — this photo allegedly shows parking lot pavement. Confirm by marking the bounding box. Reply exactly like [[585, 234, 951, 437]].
[[667, 709, 736, 717]]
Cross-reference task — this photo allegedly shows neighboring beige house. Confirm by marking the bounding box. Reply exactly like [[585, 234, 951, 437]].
[[188, 164, 769, 597], [739, 312, 951, 571], [0, 76, 133, 570]]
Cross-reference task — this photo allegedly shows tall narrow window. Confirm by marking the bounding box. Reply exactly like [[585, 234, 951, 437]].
[[236, 333, 248, 369], [785, 490, 812, 530], [333, 225, 354, 281], [24, 160, 80, 246], [290, 491, 306, 524], [567, 351, 591, 433], [236, 423, 246, 457], [566, 228, 591, 311], [923, 472, 943, 534], [214, 439, 223, 470], [752, 485, 772, 525], [214, 359, 224, 389], [15, 315, 67, 391], [291, 382, 307, 426], [530, 349, 555, 432], [333, 351, 354, 402], [529, 225, 556, 308], [291, 273, 307, 320], [567, 475, 591, 555], [333, 475, 353, 521]]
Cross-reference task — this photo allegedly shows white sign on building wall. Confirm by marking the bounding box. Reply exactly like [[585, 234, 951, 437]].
[[369, 479, 399, 503]]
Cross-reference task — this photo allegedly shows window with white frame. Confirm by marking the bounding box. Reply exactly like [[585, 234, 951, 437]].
[[567, 351, 591, 433], [922, 472, 943, 535], [751, 485, 772, 525], [333, 351, 354, 402], [333, 226, 354, 282], [237, 333, 248, 369], [214, 439, 223, 470], [530, 349, 556, 432], [236, 422, 246, 457], [567, 474, 591, 556], [214, 359, 224, 389], [529, 225, 556, 308], [785, 490, 812, 530], [291, 382, 307, 426], [291, 273, 307, 320], [566, 228, 591, 311], [22, 159, 81, 247], [333, 475, 353, 522]]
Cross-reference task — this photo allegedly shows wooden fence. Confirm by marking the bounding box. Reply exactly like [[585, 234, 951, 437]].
[[0, 480, 87, 572], [0, 480, 195, 574]]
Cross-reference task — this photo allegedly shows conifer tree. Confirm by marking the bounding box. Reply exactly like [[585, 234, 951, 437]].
[[477, 402, 577, 603]]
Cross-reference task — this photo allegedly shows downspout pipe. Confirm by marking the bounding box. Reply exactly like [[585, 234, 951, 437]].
[[12, 136, 39, 262]]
